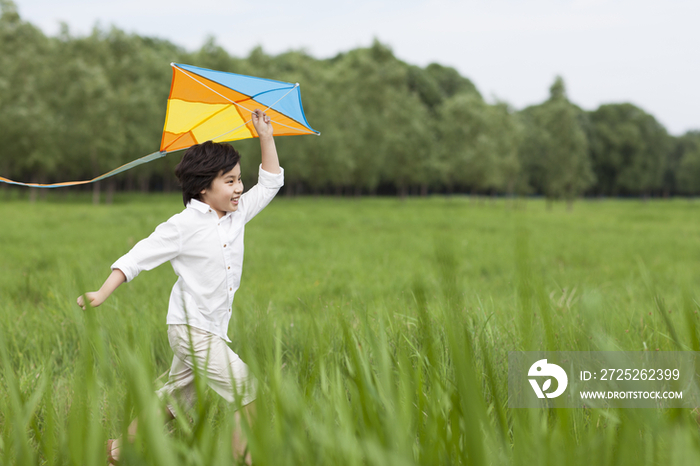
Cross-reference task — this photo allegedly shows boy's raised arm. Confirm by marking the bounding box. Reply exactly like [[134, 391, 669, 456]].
[[252, 109, 281, 174], [77, 268, 126, 310]]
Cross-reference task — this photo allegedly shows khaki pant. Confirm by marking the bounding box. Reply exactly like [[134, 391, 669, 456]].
[[156, 325, 257, 413]]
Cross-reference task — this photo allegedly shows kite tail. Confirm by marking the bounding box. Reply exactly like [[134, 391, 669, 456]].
[[0, 151, 168, 188]]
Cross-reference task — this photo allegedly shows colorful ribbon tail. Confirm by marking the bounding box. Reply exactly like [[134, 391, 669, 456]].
[[0, 151, 168, 188]]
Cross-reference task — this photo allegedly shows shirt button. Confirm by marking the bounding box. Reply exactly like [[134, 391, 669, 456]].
[[223, 244, 227, 248], [229, 287, 232, 291], [227, 266, 230, 270], [208, 209, 212, 212]]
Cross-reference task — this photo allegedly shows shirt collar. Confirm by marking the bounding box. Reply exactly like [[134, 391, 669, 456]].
[[187, 199, 234, 219], [187, 198, 214, 214]]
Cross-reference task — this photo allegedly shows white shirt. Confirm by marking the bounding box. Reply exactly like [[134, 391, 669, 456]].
[[111, 165, 284, 342]]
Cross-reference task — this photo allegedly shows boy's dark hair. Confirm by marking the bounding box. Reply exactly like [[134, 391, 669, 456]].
[[175, 141, 241, 206]]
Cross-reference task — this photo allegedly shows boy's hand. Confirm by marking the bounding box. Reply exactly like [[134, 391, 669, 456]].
[[251, 109, 273, 139], [251, 108, 280, 173], [77, 291, 104, 310], [76, 269, 125, 310]]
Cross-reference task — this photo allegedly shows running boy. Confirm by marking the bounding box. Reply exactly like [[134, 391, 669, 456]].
[[77, 109, 281, 463]]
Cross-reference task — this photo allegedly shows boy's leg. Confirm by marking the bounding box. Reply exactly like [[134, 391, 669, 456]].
[[108, 407, 176, 462], [110, 326, 194, 462], [167, 325, 258, 461], [232, 401, 256, 465], [166, 325, 257, 407], [143, 325, 257, 462]]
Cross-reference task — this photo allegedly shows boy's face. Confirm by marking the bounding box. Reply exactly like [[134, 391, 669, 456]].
[[199, 163, 243, 218]]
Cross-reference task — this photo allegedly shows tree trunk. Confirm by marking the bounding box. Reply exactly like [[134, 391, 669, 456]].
[[160, 158, 173, 193], [106, 179, 116, 205], [29, 175, 41, 202], [420, 183, 428, 197], [399, 185, 407, 200], [91, 149, 100, 204], [93, 181, 101, 205], [163, 172, 173, 193], [125, 174, 134, 192], [139, 176, 149, 193]]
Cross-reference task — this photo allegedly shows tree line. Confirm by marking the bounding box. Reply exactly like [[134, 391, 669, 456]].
[[2, 1, 699, 202]]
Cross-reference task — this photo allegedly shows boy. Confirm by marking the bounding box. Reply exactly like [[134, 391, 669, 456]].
[[77, 109, 281, 464]]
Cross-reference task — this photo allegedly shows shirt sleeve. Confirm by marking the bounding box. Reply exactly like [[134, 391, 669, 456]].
[[239, 164, 284, 224], [110, 218, 181, 282]]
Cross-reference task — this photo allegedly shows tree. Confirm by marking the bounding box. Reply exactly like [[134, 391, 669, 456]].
[[328, 41, 422, 195], [676, 131, 700, 194], [518, 77, 594, 206], [437, 93, 520, 195], [0, 0, 59, 194], [588, 103, 671, 196]]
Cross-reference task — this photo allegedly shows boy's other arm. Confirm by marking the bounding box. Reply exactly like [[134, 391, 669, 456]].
[[252, 109, 281, 174], [77, 268, 126, 310], [75, 215, 180, 310]]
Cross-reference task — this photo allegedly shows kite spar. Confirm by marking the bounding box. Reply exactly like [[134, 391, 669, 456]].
[[0, 63, 319, 188]]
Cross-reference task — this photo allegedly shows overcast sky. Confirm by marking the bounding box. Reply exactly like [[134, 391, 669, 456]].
[[16, 0, 700, 135]]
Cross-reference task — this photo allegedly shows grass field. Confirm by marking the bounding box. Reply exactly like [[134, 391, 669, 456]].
[[2, 194, 700, 465]]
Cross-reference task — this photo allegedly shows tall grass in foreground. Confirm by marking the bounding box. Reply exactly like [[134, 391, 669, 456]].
[[2, 196, 700, 464]]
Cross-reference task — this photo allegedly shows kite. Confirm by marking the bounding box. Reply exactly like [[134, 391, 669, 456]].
[[0, 63, 319, 188]]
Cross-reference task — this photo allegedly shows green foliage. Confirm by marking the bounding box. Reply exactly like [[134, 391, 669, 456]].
[[0, 2, 57, 182], [518, 77, 594, 202], [675, 131, 700, 194], [438, 94, 522, 194], [588, 103, 672, 196], [3, 196, 700, 464]]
